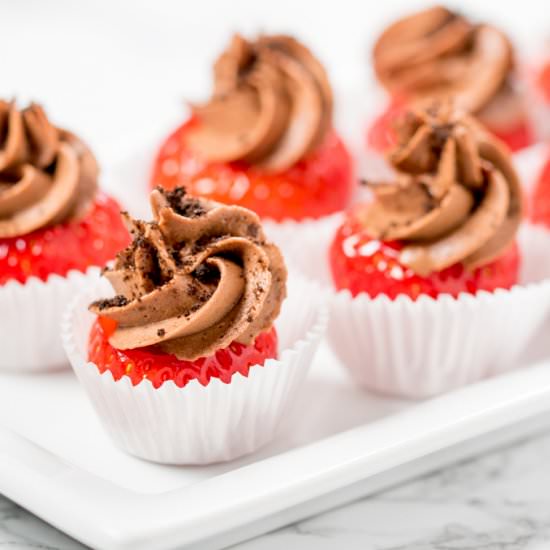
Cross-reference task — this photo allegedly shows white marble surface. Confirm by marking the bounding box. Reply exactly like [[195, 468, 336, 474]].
[[2, 430, 550, 550]]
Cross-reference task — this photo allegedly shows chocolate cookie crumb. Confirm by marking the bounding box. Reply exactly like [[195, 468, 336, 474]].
[[91, 295, 129, 310], [159, 187, 207, 218], [193, 264, 219, 284]]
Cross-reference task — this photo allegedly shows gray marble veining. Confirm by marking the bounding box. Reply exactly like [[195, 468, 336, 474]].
[[0, 497, 86, 549], [3, 431, 550, 550]]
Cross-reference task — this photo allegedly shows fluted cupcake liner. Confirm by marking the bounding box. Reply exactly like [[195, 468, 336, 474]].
[[0, 267, 101, 373], [61, 275, 328, 465], [279, 214, 550, 398]]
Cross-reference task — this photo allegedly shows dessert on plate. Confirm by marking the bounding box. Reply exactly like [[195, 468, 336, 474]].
[[151, 34, 354, 221], [368, 6, 533, 153], [290, 99, 550, 398], [63, 187, 326, 464], [0, 100, 129, 371]]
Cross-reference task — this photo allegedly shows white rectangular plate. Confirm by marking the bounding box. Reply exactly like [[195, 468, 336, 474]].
[[2, 334, 550, 550], [1, 97, 550, 550]]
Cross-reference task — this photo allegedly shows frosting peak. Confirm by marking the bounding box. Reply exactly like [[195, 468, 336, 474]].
[[360, 100, 522, 276], [373, 6, 514, 115], [187, 34, 333, 171], [90, 188, 287, 360], [0, 101, 98, 238]]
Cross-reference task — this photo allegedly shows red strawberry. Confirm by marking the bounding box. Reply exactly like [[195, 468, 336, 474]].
[[0, 193, 130, 285], [150, 119, 354, 221], [88, 318, 278, 389], [530, 153, 550, 227], [367, 100, 532, 153], [489, 121, 534, 153], [329, 213, 520, 300], [537, 60, 550, 103], [366, 97, 405, 153]]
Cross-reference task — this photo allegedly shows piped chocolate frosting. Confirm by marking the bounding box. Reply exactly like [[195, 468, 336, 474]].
[[360, 99, 522, 276], [90, 188, 287, 361], [0, 101, 98, 238], [373, 6, 517, 119], [187, 34, 333, 171]]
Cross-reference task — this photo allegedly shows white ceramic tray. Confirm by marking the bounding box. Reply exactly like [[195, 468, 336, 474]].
[[3, 335, 550, 550], [1, 101, 550, 550]]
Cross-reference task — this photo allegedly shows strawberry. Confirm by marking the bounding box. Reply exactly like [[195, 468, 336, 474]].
[[367, 99, 532, 153], [329, 214, 520, 300], [536, 60, 550, 103], [366, 97, 405, 153], [530, 153, 550, 227], [88, 318, 278, 389], [0, 193, 130, 285], [489, 122, 534, 153], [150, 119, 354, 221]]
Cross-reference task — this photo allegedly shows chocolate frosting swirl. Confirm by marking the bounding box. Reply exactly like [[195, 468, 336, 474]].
[[90, 188, 287, 361], [187, 34, 333, 171], [0, 101, 98, 238], [373, 6, 515, 117], [360, 100, 522, 276]]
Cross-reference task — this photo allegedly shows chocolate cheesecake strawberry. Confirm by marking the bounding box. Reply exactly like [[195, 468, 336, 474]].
[[88, 187, 287, 388], [368, 6, 533, 152], [0, 100, 129, 284], [332, 99, 523, 299], [151, 34, 353, 221]]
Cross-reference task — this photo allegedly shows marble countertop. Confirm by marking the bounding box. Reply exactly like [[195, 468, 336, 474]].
[[3, 430, 550, 550]]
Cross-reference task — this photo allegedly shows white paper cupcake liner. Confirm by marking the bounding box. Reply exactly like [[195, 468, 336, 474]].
[[281, 214, 550, 398], [0, 267, 101, 373], [62, 275, 328, 465]]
